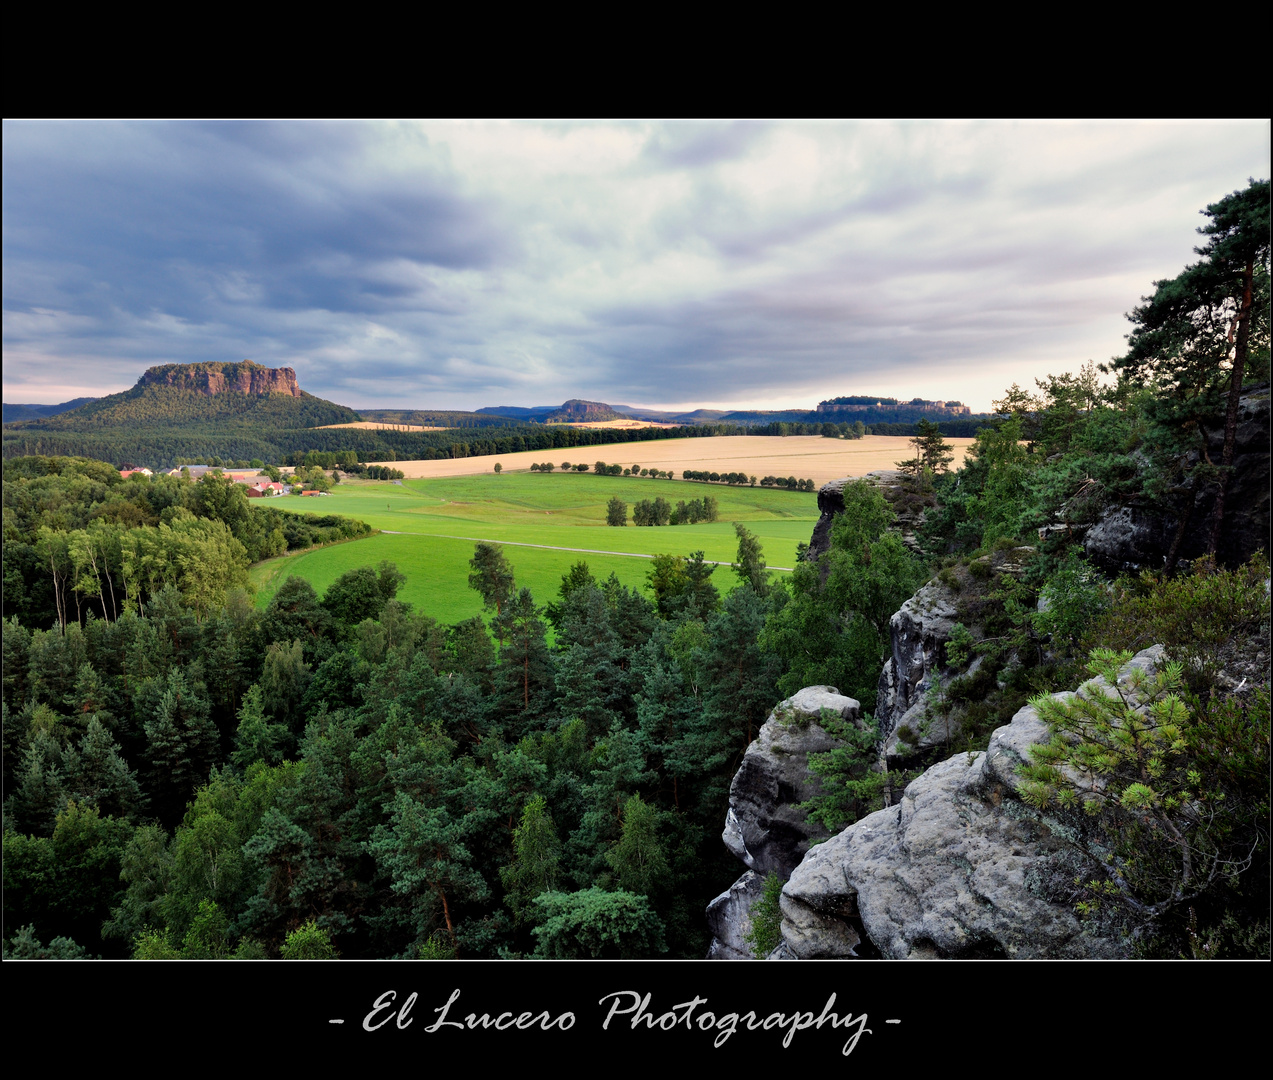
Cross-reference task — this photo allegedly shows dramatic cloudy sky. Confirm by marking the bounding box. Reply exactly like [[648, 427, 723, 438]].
[[3, 120, 1268, 413]]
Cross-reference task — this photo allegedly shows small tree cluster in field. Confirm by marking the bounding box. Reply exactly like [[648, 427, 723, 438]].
[[531, 460, 676, 478], [674, 496, 718, 524], [758, 476, 815, 491], [291, 464, 333, 491], [361, 465, 404, 481], [631, 495, 719, 526], [682, 470, 757, 486], [632, 498, 671, 526], [606, 497, 627, 527]]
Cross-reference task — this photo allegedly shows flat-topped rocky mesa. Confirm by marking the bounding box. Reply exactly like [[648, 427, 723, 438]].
[[137, 360, 301, 398]]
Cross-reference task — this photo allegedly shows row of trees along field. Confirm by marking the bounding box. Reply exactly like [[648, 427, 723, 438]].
[[3, 181, 1267, 959], [525, 461, 815, 490]]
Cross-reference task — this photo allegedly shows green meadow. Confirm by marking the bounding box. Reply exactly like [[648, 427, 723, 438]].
[[249, 472, 819, 624]]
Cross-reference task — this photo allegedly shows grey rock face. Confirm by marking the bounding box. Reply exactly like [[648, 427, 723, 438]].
[[1084, 387, 1269, 573], [707, 686, 861, 959], [875, 547, 1034, 760], [704, 871, 765, 959], [807, 480, 852, 565], [722, 686, 861, 879], [778, 650, 1165, 960], [876, 580, 957, 721]]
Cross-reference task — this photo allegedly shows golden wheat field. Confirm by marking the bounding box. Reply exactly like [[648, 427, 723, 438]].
[[372, 434, 975, 487], [318, 421, 447, 432]]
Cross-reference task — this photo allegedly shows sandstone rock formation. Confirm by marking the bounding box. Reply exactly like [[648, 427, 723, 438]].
[[874, 546, 1033, 760], [706, 685, 860, 958], [546, 399, 621, 423], [721, 685, 861, 878], [808, 471, 923, 566], [775, 649, 1166, 960], [704, 870, 766, 960], [138, 360, 302, 398]]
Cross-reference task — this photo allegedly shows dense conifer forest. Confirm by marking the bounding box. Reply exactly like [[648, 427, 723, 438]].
[[2, 180, 1268, 960]]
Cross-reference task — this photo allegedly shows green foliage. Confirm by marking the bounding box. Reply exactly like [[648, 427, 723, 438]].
[[132, 928, 183, 959], [181, 898, 231, 959], [764, 480, 924, 703], [1086, 554, 1270, 689], [231, 684, 291, 769], [1034, 551, 1112, 652], [606, 794, 669, 896], [3, 924, 95, 959], [895, 419, 954, 494], [605, 496, 627, 527], [280, 918, 339, 959], [645, 554, 688, 618], [944, 621, 976, 669], [469, 542, 515, 618], [530, 888, 667, 959], [800, 709, 887, 833], [500, 794, 561, 922], [1019, 649, 1268, 942], [731, 523, 770, 597], [416, 932, 458, 959], [632, 497, 672, 526], [743, 871, 784, 958]]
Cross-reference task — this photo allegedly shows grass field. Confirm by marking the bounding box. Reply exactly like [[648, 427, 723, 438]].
[[249, 471, 820, 624]]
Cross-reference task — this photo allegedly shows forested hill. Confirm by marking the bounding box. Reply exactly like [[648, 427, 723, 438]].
[[2, 361, 366, 467], [5, 360, 359, 432]]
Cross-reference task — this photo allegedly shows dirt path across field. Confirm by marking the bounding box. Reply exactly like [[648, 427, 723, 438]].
[[373, 434, 974, 487], [381, 530, 795, 571]]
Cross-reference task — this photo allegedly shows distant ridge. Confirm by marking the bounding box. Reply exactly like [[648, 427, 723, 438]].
[[545, 399, 622, 423], [476, 400, 625, 423], [2, 397, 98, 423]]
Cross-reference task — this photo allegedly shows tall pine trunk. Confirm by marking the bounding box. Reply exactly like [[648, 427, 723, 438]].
[[1206, 257, 1256, 557]]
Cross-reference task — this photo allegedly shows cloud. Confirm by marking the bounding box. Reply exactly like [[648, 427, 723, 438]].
[[3, 120, 1269, 412]]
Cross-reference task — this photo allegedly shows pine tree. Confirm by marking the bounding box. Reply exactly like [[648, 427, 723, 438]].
[[731, 523, 770, 597], [142, 667, 219, 825], [1112, 178, 1271, 559], [468, 543, 515, 619]]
